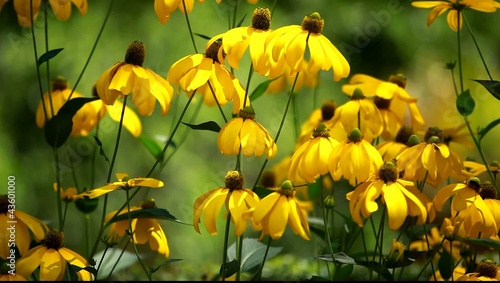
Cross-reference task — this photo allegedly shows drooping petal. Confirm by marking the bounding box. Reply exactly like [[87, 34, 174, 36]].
[[268, 195, 289, 239], [16, 246, 46, 279], [381, 183, 408, 230], [39, 249, 65, 281]]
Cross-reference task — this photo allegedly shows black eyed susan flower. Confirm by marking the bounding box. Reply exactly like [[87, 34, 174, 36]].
[[74, 173, 164, 199], [387, 239, 406, 264], [16, 228, 92, 281], [328, 128, 384, 186], [221, 7, 272, 72], [376, 126, 413, 162], [457, 260, 500, 281], [411, 0, 500, 31], [288, 123, 339, 184], [95, 41, 175, 116], [0, 0, 87, 27], [324, 88, 384, 144], [105, 199, 170, 258], [0, 195, 48, 259], [193, 171, 261, 236], [464, 160, 500, 178], [168, 39, 248, 115], [36, 77, 100, 137], [217, 106, 277, 159], [396, 128, 465, 187], [342, 74, 425, 141], [263, 12, 350, 81], [408, 226, 463, 262], [346, 161, 428, 230], [251, 180, 312, 240], [154, 0, 220, 24]]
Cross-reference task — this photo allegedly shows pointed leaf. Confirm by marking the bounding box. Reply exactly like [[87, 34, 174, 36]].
[[182, 121, 221, 133], [333, 264, 354, 281], [478, 118, 500, 142], [315, 252, 356, 265], [250, 76, 282, 102], [37, 48, 63, 66], [139, 135, 163, 160], [219, 259, 239, 278], [44, 97, 99, 148], [472, 79, 500, 100], [456, 89, 475, 116], [227, 238, 283, 272], [459, 237, 500, 250], [236, 14, 247, 28], [150, 258, 183, 274], [107, 208, 191, 226], [93, 248, 139, 280], [93, 136, 110, 165], [438, 250, 453, 280], [194, 33, 212, 40]]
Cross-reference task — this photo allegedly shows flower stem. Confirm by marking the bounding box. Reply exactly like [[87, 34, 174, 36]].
[[181, 0, 198, 53], [254, 236, 272, 280], [462, 13, 493, 81], [320, 175, 335, 280], [236, 235, 243, 281], [457, 12, 464, 93], [221, 211, 232, 281], [43, 1, 54, 117], [85, 213, 91, 258]]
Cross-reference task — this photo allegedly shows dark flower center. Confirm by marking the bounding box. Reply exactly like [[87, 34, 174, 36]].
[[312, 123, 330, 138], [52, 76, 68, 91], [351, 88, 366, 100], [205, 40, 223, 63], [476, 259, 498, 279], [388, 74, 407, 89], [467, 177, 482, 193], [301, 12, 324, 34], [379, 161, 398, 183], [225, 171, 244, 191], [480, 182, 497, 200], [140, 199, 157, 209], [238, 106, 256, 120], [252, 7, 271, 30], [260, 171, 276, 188], [321, 100, 336, 121], [395, 126, 414, 144], [348, 128, 362, 142], [277, 180, 294, 197], [424, 127, 443, 143], [125, 41, 146, 66], [374, 96, 391, 110], [45, 228, 64, 250]]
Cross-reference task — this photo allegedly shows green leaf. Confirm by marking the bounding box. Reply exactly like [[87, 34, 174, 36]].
[[93, 248, 138, 280], [219, 259, 239, 278], [150, 258, 183, 274], [307, 180, 322, 200], [182, 121, 221, 133], [44, 97, 99, 148], [472, 79, 500, 100], [333, 264, 354, 281], [478, 118, 500, 142], [236, 14, 247, 28], [139, 135, 163, 160], [249, 76, 282, 102], [227, 238, 283, 273], [194, 33, 212, 40], [107, 208, 191, 226], [355, 260, 393, 281], [93, 136, 110, 165], [315, 252, 356, 265], [459, 237, 500, 250], [38, 48, 63, 66], [306, 275, 330, 281], [438, 250, 453, 280], [456, 89, 475, 116]]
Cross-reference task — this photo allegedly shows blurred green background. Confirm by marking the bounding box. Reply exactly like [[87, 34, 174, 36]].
[[1, 0, 500, 280]]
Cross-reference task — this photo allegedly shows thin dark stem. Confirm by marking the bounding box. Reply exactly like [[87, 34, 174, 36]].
[[320, 175, 335, 280], [457, 11, 464, 93], [43, 1, 54, 116], [462, 13, 493, 81], [254, 236, 272, 280], [181, 0, 198, 53], [221, 211, 232, 281], [236, 235, 243, 281]]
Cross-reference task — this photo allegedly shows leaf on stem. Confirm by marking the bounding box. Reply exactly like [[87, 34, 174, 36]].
[[478, 118, 500, 142], [219, 259, 239, 279], [182, 121, 221, 133], [226, 238, 283, 273], [150, 258, 183, 274], [472, 79, 500, 100], [93, 136, 110, 165], [107, 208, 191, 226], [139, 135, 163, 161], [437, 250, 453, 280], [194, 33, 212, 40], [249, 76, 282, 102], [456, 89, 475, 117], [37, 48, 64, 66]]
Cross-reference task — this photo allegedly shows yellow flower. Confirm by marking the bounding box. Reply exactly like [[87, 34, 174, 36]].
[[75, 173, 164, 199], [263, 12, 349, 81], [0, 0, 87, 27], [154, 0, 220, 24], [288, 123, 339, 184], [0, 264, 27, 280], [396, 129, 465, 187], [387, 239, 406, 264], [376, 126, 414, 162], [96, 41, 175, 116], [105, 199, 170, 258], [409, 226, 463, 261], [36, 77, 100, 137], [0, 195, 48, 259], [346, 161, 428, 230], [342, 74, 425, 140], [217, 106, 277, 159], [52, 183, 78, 202], [251, 180, 312, 240], [464, 160, 500, 178], [431, 266, 466, 281], [442, 122, 474, 149], [193, 171, 260, 236], [324, 88, 383, 143], [329, 128, 384, 186], [411, 0, 500, 31], [221, 7, 272, 73], [16, 228, 92, 281], [167, 39, 248, 115], [457, 260, 500, 281]]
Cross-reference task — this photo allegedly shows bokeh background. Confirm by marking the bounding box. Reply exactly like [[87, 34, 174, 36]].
[[1, 0, 500, 280]]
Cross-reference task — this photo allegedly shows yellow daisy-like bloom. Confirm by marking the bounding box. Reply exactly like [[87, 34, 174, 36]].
[[409, 226, 463, 262], [154, 0, 221, 24], [263, 12, 350, 81], [342, 74, 425, 141], [52, 183, 78, 202], [251, 180, 312, 240], [431, 266, 466, 281], [387, 239, 406, 264], [288, 123, 339, 184], [265, 61, 319, 95], [105, 199, 170, 258], [324, 88, 383, 144], [221, 7, 272, 73], [457, 260, 500, 281], [0, 195, 48, 259], [74, 173, 164, 199], [0, 0, 87, 27], [96, 41, 175, 116], [412, 0, 500, 31], [328, 128, 384, 186], [376, 126, 414, 162], [168, 39, 248, 115], [36, 77, 100, 137], [433, 178, 498, 238], [346, 161, 428, 230], [396, 128, 465, 187], [442, 122, 474, 150], [193, 171, 261, 236], [464, 160, 500, 178], [217, 106, 277, 159], [16, 228, 92, 281]]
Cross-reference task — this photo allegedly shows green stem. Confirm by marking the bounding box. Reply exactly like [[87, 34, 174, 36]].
[[107, 238, 131, 279], [376, 206, 386, 281], [462, 13, 493, 81], [43, 1, 54, 117], [207, 82, 228, 123], [292, 92, 300, 140], [320, 175, 335, 280], [181, 0, 198, 54], [457, 11, 464, 93], [68, 0, 115, 100], [53, 148, 63, 231], [221, 211, 232, 281], [30, 0, 48, 122], [236, 235, 243, 281], [243, 63, 254, 109], [254, 236, 272, 280], [231, 0, 239, 29], [85, 213, 91, 258]]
